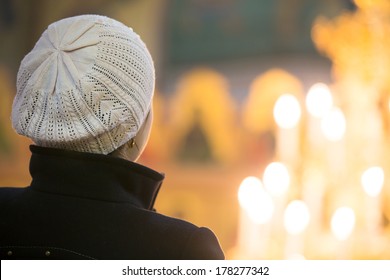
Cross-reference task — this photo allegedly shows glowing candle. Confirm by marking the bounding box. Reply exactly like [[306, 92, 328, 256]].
[[283, 200, 310, 258], [304, 83, 332, 239], [237, 177, 274, 259], [273, 94, 301, 168], [331, 207, 356, 259], [361, 166, 384, 235]]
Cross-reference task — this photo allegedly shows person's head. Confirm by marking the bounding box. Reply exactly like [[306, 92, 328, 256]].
[[11, 15, 155, 161]]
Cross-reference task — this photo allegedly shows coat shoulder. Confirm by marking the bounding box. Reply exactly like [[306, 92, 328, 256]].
[[182, 226, 225, 260], [144, 211, 225, 260], [0, 187, 26, 205]]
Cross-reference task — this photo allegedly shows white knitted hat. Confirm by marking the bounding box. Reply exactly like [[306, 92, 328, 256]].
[[12, 15, 155, 154]]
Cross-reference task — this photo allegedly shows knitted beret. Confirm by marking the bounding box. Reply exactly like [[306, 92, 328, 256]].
[[12, 15, 155, 154]]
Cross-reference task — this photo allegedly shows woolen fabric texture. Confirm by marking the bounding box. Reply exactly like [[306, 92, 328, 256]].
[[0, 146, 225, 260], [12, 15, 155, 154]]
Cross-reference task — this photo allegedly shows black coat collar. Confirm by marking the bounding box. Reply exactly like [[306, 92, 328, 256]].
[[29, 145, 164, 210]]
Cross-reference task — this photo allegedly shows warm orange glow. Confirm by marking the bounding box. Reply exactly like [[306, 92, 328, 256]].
[[169, 68, 239, 163], [242, 69, 303, 134], [354, 0, 390, 12]]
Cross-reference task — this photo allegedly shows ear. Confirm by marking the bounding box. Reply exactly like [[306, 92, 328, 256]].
[[132, 107, 153, 161]]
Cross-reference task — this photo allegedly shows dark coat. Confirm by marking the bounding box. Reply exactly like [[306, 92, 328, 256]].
[[0, 145, 224, 260]]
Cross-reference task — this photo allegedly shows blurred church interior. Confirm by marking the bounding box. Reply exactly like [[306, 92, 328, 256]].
[[2, 0, 390, 259]]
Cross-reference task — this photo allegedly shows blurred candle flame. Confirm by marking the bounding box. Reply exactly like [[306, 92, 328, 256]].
[[273, 94, 301, 129], [238, 176, 274, 224], [263, 162, 290, 197], [361, 166, 384, 197], [321, 107, 346, 141], [331, 207, 356, 241], [306, 83, 333, 118], [283, 200, 311, 235]]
